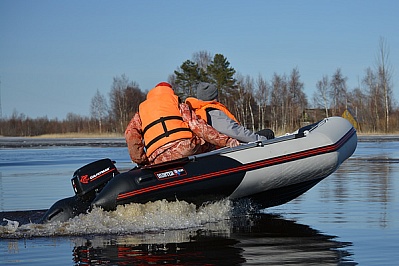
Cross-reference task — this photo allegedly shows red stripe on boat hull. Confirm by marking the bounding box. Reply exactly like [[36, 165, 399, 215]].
[[117, 128, 355, 201]]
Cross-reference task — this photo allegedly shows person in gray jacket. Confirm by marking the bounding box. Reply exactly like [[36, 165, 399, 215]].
[[185, 82, 274, 143]]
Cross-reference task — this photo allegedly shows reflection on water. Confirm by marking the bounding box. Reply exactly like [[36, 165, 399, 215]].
[[70, 214, 354, 266], [268, 141, 399, 265], [316, 141, 398, 229], [0, 213, 354, 265], [332, 159, 393, 228], [1, 140, 399, 265]]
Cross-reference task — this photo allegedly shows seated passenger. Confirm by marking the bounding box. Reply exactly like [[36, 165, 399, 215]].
[[185, 82, 274, 143], [125, 82, 239, 165]]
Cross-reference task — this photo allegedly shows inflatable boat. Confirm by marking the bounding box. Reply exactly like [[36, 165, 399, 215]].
[[41, 116, 357, 223]]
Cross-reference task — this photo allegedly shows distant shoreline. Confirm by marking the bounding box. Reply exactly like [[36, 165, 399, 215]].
[[1, 134, 399, 148], [356, 134, 399, 142], [0, 136, 127, 148]]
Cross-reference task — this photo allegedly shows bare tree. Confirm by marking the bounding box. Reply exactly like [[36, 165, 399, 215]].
[[109, 74, 143, 133], [192, 50, 213, 72], [363, 67, 381, 131], [376, 37, 393, 132], [234, 74, 257, 131], [255, 74, 270, 130], [313, 75, 330, 117], [65, 113, 84, 133], [90, 89, 108, 133], [347, 86, 367, 131], [329, 68, 348, 116], [234, 73, 246, 126], [167, 73, 177, 90], [288, 68, 307, 128], [243, 75, 256, 131], [270, 73, 287, 131]]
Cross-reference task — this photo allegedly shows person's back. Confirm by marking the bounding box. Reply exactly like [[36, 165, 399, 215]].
[[125, 82, 239, 165], [185, 82, 274, 143], [139, 82, 193, 156]]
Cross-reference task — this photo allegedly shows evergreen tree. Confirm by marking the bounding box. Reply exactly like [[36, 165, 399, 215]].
[[207, 54, 236, 103], [174, 60, 201, 99]]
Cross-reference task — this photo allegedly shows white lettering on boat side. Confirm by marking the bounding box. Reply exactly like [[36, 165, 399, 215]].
[[156, 168, 187, 179]]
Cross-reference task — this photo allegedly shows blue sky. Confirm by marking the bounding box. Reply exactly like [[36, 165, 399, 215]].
[[1, 0, 398, 119]]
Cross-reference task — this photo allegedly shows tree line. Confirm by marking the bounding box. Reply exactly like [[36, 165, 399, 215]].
[[1, 38, 397, 137]]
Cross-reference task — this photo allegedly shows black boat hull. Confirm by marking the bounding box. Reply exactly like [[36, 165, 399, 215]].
[[40, 117, 357, 223]]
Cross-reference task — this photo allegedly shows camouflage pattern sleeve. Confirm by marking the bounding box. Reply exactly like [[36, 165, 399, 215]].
[[124, 112, 150, 165], [179, 103, 239, 148]]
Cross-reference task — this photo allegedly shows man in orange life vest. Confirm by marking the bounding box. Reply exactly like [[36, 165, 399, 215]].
[[185, 82, 275, 143], [125, 82, 240, 165]]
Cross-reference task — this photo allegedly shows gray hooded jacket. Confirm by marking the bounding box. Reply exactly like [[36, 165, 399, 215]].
[[206, 109, 267, 143]]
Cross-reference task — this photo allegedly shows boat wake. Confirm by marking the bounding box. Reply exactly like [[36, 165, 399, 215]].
[[0, 199, 245, 238]]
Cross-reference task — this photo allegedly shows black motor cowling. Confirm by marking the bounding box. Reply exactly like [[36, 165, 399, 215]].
[[71, 158, 119, 201], [40, 158, 119, 223]]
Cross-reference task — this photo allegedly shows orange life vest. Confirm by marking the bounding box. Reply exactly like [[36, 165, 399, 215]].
[[140, 85, 193, 156], [185, 97, 239, 124]]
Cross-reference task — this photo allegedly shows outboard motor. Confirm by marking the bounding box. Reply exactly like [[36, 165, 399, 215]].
[[40, 158, 119, 223]]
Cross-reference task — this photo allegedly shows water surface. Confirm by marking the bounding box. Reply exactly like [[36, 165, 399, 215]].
[[0, 139, 398, 265]]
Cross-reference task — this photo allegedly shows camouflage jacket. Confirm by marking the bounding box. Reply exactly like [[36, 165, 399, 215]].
[[125, 103, 239, 165]]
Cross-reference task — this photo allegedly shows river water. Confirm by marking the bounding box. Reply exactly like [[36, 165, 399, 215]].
[[0, 137, 398, 265]]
